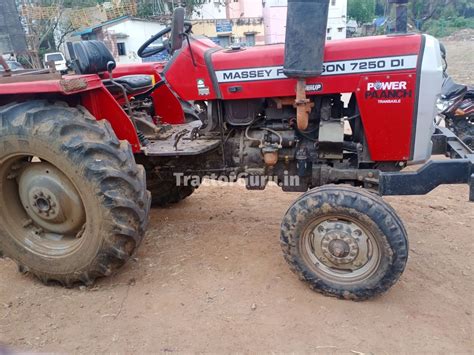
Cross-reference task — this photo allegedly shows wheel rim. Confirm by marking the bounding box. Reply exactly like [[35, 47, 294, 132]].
[[300, 215, 381, 284], [0, 154, 86, 257]]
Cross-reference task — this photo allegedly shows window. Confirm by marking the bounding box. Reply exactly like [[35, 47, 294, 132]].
[[327, 28, 331, 34], [218, 35, 231, 48], [331, 0, 336, 5], [245, 34, 255, 47], [45, 53, 64, 62], [117, 42, 126, 56], [338, 27, 344, 32]]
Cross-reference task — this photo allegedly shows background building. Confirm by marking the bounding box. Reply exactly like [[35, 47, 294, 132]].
[[70, 16, 166, 63], [191, 0, 265, 47], [263, 0, 347, 44], [0, 0, 28, 56]]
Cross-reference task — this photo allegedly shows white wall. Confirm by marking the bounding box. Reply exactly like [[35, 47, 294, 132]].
[[107, 19, 166, 63], [263, 0, 347, 44], [327, 0, 347, 40]]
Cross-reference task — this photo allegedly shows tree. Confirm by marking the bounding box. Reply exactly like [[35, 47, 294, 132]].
[[137, 0, 212, 17], [348, 0, 376, 24], [21, 0, 68, 67]]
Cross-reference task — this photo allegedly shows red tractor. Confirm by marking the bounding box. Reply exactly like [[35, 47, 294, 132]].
[[0, 1, 472, 300]]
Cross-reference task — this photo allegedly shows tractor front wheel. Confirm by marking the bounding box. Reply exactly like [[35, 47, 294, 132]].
[[0, 101, 150, 286], [280, 185, 408, 300]]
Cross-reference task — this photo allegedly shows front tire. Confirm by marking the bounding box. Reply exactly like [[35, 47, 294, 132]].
[[280, 185, 408, 300], [0, 101, 150, 286]]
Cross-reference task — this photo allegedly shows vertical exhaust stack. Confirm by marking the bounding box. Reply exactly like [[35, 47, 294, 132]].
[[389, 0, 409, 33], [284, 0, 330, 130]]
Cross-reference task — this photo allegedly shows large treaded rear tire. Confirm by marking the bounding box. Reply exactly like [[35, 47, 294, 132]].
[[280, 185, 408, 301], [0, 101, 150, 286]]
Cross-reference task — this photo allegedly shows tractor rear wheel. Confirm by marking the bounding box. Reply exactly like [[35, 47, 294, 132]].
[[0, 101, 150, 286], [280, 185, 408, 300]]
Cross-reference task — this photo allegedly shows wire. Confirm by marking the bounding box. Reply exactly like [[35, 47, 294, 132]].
[[261, 127, 283, 147], [245, 125, 263, 145]]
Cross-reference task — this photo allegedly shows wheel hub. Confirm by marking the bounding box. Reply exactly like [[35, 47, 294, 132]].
[[310, 220, 371, 271], [30, 190, 59, 219], [18, 162, 85, 235], [321, 230, 359, 265], [328, 238, 350, 258]]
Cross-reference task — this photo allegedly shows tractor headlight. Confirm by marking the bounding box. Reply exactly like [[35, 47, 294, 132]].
[[436, 98, 454, 114]]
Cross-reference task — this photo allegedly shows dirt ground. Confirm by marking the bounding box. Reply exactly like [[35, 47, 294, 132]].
[[0, 40, 473, 354]]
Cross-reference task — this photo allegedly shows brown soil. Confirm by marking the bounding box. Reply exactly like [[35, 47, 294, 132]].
[[0, 41, 473, 354]]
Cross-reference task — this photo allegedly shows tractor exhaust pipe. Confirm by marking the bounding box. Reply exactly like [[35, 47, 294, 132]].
[[284, 0, 330, 130], [389, 0, 408, 33]]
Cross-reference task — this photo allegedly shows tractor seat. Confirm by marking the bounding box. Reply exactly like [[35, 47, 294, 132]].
[[107, 75, 153, 95], [72, 40, 153, 95]]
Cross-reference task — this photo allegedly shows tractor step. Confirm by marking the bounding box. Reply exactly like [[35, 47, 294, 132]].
[[143, 121, 221, 157]]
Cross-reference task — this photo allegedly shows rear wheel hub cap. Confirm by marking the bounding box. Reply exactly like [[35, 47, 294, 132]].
[[18, 162, 85, 235]]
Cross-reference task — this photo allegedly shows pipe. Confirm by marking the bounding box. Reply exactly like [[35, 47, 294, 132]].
[[295, 79, 314, 131]]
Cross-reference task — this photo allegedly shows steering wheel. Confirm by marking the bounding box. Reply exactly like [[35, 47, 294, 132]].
[[138, 22, 193, 59], [138, 27, 172, 58]]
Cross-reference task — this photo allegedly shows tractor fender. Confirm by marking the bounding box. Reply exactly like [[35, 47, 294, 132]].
[[80, 87, 141, 152]]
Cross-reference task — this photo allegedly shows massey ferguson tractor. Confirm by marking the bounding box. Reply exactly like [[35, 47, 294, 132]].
[[0, 1, 472, 300]]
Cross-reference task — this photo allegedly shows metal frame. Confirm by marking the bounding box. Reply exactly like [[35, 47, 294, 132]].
[[379, 126, 474, 201]]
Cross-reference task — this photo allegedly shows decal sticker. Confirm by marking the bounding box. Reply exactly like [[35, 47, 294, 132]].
[[305, 83, 323, 92], [365, 80, 413, 104], [216, 55, 418, 83], [197, 78, 210, 96], [367, 81, 407, 90]]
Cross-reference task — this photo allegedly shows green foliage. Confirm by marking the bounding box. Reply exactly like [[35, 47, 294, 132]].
[[407, 0, 474, 37], [424, 15, 474, 37], [348, 0, 376, 24]]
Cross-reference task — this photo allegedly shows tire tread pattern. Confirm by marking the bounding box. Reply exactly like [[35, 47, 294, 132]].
[[0, 100, 150, 287], [280, 185, 408, 301]]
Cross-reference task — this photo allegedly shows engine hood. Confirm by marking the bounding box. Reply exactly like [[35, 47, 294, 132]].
[[211, 34, 422, 72]]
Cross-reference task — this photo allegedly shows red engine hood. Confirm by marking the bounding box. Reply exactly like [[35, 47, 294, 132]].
[[164, 34, 423, 102], [211, 34, 422, 71]]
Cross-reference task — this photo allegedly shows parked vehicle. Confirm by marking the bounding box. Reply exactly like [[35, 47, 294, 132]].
[[0, 60, 24, 72], [44, 52, 68, 73], [0, 3, 472, 300], [437, 76, 474, 149]]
